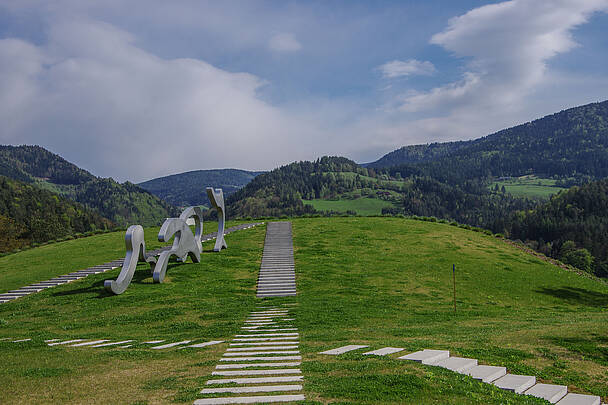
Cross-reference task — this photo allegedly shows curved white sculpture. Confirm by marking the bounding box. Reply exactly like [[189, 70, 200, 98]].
[[104, 225, 157, 295], [152, 206, 203, 283], [206, 187, 227, 252]]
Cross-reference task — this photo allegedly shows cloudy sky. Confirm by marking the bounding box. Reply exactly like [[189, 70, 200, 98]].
[[1, 0, 608, 182]]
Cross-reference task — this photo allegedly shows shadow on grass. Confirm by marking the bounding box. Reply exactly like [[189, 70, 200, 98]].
[[535, 286, 608, 307], [50, 262, 185, 299]]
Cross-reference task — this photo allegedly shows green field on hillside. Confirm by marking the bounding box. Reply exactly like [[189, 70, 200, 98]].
[[489, 176, 567, 199], [304, 198, 396, 215], [1, 218, 607, 404]]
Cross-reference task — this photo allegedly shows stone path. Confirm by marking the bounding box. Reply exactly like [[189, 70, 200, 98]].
[[1, 337, 224, 351], [0, 223, 262, 304], [319, 345, 603, 404], [194, 305, 305, 404], [256, 222, 297, 298]]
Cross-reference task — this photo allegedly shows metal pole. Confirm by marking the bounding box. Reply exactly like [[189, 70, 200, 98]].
[[453, 264, 456, 313]]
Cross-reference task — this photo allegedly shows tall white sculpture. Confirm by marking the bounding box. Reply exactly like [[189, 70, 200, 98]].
[[152, 206, 203, 283], [104, 225, 157, 295], [206, 187, 227, 252]]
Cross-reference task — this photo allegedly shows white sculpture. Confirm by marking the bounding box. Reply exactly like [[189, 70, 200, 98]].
[[206, 187, 227, 252]]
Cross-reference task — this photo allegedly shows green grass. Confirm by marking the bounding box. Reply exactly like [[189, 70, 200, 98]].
[[490, 176, 567, 199], [304, 197, 396, 215], [1, 217, 607, 404]]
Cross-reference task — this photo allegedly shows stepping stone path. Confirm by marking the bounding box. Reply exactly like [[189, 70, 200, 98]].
[[319, 346, 604, 404], [0, 223, 262, 304], [256, 222, 297, 298], [194, 305, 305, 404]]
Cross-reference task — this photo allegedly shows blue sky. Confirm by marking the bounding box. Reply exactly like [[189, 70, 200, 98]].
[[1, 0, 607, 181]]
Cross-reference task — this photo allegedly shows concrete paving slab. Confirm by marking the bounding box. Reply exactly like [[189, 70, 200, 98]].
[[220, 356, 302, 362], [194, 394, 305, 404], [398, 349, 450, 365], [319, 345, 369, 355], [230, 342, 299, 346], [465, 365, 507, 383], [555, 393, 601, 405], [12, 338, 32, 342], [185, 340, 224, 348], [362, 347, 404, 356], [48, 339, 85, 346], [216, 362, 301, 369], [212, 369, 301, 376], [233, 337, 299, 341], [151, 340, 192, 349], [143, 340, 165, 344], [223, 351, 299, 356], [434, 357, 478, 373], [206, 376, 303, 385], [91, 340, 134, 347], [227, 346, 298, 351], [235, 333, 298, 337], [70, 339, 110, 347], [200, 385, 302, 394], [525, 384, 568, 403], [493, 374, 536, 394]]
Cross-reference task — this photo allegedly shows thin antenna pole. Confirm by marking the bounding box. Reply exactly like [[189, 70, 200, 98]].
[[453, 264, 456, 313]]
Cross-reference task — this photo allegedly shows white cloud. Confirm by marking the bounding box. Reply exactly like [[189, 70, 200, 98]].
[[268, 32, 302, 52], [378, 59, 436, 78], [0, 20, 320, 181], [400, 0, 608, 113]]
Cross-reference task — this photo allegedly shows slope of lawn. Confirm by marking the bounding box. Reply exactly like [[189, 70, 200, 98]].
[[304, 197, 396, 215], [1, 217, 607, 404]]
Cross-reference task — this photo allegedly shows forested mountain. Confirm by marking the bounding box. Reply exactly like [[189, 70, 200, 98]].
[[0, 176, 112, 252], [504, 179, 608, 277], [0, 145, 177, 226], [370, 100, 608, 184], [138, 169, 263, 207]]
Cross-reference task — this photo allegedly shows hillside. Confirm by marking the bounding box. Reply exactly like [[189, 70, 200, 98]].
[[504, 178, 608, 277], [0, 218, 606, 403], [138, 169, 263, 207], [0, 176, 112, 252], [0, 145, 177, 226], [371, 100, 608, 184]]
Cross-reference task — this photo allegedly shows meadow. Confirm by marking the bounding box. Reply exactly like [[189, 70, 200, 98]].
[[0, 217, 607, 404], [489, 176, 567, 199], [304, 198, 396, 216]]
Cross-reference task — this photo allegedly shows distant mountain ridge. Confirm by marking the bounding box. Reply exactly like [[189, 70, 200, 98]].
[[0, 145, 177, 226], [138, 169, 264, 207], [369, 100, 608, 183]]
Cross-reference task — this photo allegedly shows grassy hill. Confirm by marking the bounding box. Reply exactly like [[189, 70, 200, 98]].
[[1, 217, 606, 403], [138, 169, 263, 208]]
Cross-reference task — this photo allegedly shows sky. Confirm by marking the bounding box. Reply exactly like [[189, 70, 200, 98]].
[[1, 0, 608, 182]]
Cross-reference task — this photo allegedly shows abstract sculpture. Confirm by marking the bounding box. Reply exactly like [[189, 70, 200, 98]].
[[104, 225, 157, 295], [206, 187, 227, 252], [152, 205, 204, 283]]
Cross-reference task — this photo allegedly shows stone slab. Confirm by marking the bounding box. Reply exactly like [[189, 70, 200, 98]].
[[223, 351, 299, 356], [525, 384, 568, 403], [233, 337, 298, 341], [143, 340, 165, 344], [236, 333, 298, 337], [362, 347, 404, 356], [493, 374, 536, 394], [216, 362, 301, 369], [555, 393, 601, 405], [91, 340, 134, 347], [12, 338, 32, 342], [465, 365, 507, 383], [70, 340, 110, 347], [398, 350, 450, 365], [151, 340, 192, 349], [193, 394, 305, 404], [206, 376, 303, 385], [200, 385, 302, 394], [48, 339, 85, 346], [230, 342, 299, 346], [220, 356, 302, 362], [185, 340, 224, 348], [319, 345, 369, 355], [227, 346, 298, 351], [212, 369, 301, 376], [434, 357, 478, 373]]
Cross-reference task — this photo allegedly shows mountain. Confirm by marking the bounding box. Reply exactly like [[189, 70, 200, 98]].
[[369, 100, 608, 184], [138, 169, 263, 208], [0, 176, 112, 252], [0, 145, 177, 226]]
